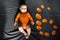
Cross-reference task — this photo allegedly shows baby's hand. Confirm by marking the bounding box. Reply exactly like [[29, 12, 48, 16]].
[[14, 22, 17, 26], [31, 22, 35, 25]]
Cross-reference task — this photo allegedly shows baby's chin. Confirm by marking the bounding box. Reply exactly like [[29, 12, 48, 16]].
[[21, 12, 27, 13]]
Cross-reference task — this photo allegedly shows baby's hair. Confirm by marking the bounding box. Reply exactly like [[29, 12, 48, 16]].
[[20, 4, 27, 8]]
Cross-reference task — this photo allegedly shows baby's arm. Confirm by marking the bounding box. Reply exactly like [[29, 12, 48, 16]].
[[27, 12, 35, 25], [14, 13, 20, 26]]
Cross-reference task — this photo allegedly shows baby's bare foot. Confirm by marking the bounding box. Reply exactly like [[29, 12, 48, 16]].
[[25, 35, 29, 39]]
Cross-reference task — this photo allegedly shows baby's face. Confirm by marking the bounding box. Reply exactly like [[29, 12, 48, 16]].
[[20, 5, 27, 13]]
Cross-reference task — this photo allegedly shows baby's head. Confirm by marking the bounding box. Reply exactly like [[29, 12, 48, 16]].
[[19, 4, 27, 13]]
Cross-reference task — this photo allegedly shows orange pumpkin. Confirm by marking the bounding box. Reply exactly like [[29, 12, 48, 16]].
[[36, 8, 41, 12], [49, 19, 54, 24], [45, 32, 50, 37], [53, 25, 58, 30], [40, 5, 45, 9], [36, 26, 42, 30], [36, 20, 42, 26], [47, 7, 51, 11], [35, 13, 42, 19], [52, 30, 56, 36], [39, 31, 44, 35], [42, 19, 48, 23]]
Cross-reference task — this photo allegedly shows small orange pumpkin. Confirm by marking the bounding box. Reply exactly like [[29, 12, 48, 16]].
[[53, 25, 58, 30], [49, 19, 54, 24], [39, 31, 44, 35], [45, 32, 50, 37], [36, 20, 42, 26], [36, 26, 42, 30], [42, 19, 48, 23], [40, 5, 45, 9], [52, 30, 56, 36], [36, 8, 41, 12], [47, 7, 51, 11], [35, 13, 42, 20]]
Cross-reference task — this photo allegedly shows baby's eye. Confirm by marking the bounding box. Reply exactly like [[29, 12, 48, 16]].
[[21, 8, 26, 10]]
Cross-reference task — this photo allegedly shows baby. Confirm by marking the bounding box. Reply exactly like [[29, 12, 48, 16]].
[[14, 4, 34, 39]]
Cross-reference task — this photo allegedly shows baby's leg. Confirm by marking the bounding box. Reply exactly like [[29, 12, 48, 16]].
[[18, 27, 27, 36], [26, 26, 31, 39]]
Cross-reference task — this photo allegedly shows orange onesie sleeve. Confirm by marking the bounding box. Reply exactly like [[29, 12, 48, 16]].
[[15, 13, 20, 23], [27, 12, 34, 22]]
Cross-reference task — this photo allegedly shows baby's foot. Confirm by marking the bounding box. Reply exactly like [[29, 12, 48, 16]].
[[25, 35, 29, 39]]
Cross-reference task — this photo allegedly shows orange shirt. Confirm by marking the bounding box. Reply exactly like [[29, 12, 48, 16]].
[[15, 12, 34, 27]]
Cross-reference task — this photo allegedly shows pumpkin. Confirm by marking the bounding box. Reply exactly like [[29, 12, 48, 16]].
[[36, 8, 41, 12], [42, 19, 48, 23], [49, 19, 54, 24], [52, 30, 56, 36], [47, 7, 51, 11], [36, 26, 42, 30], [40, 5, 45, 9], [36, 20, 42, 26], [45, 32, 50, 37], [35, 13, 42, 20], [39, 31, 44, 35], [53, 25, 58, 30]]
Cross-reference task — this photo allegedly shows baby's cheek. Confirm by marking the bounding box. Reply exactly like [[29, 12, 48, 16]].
[[24, 9, 27, 12]]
